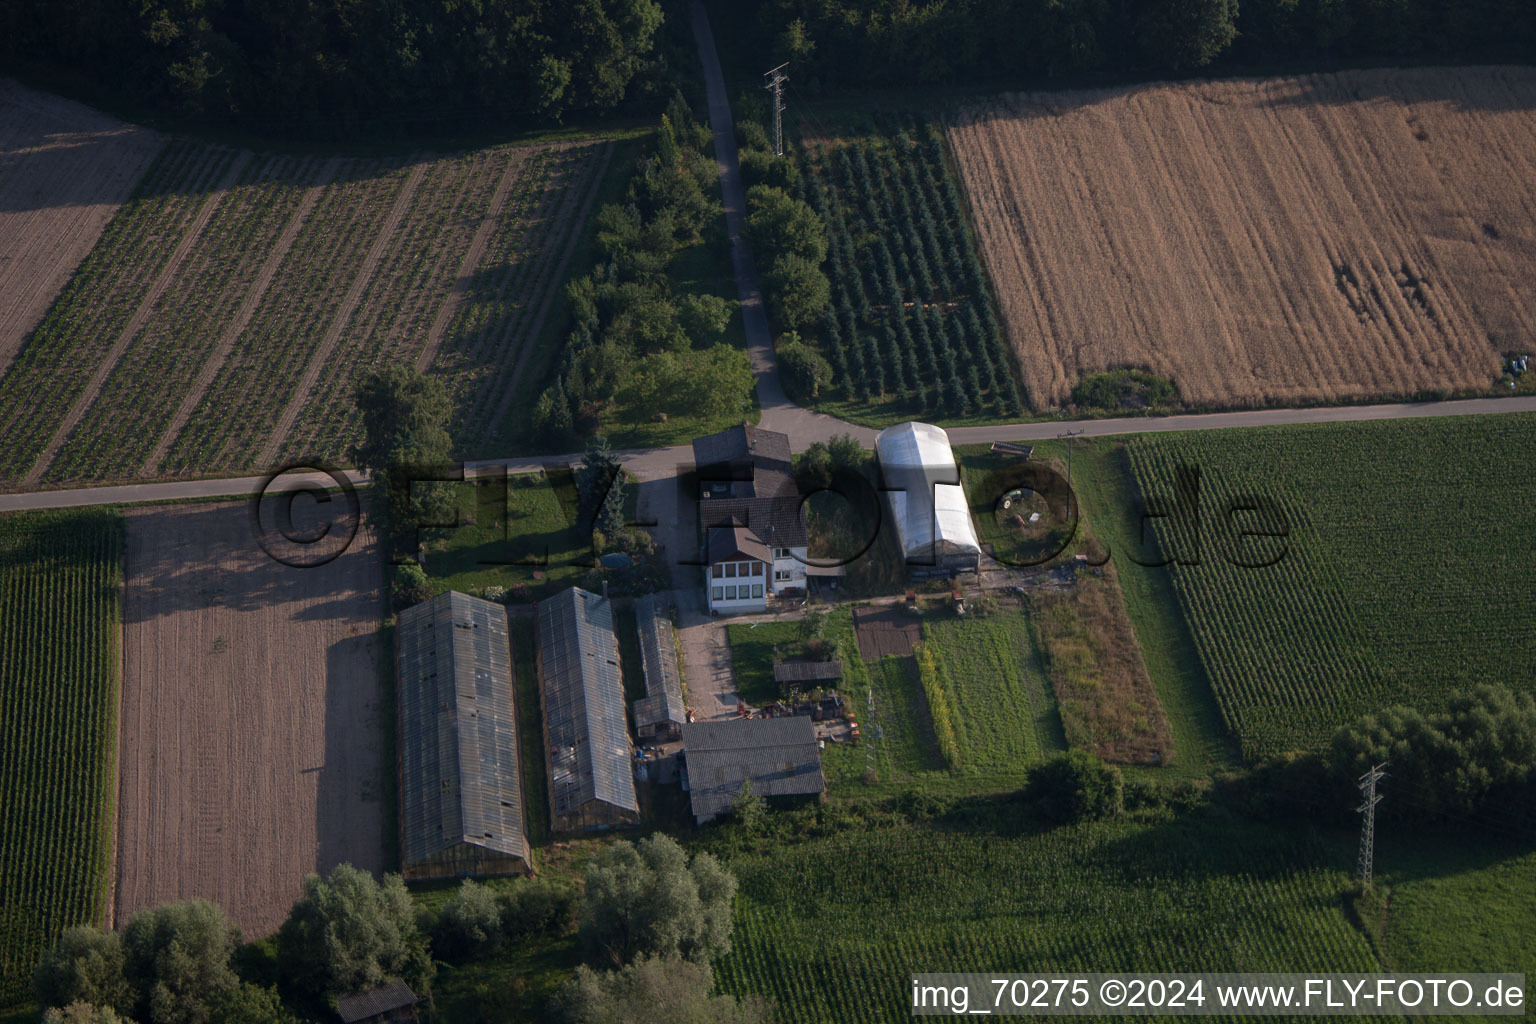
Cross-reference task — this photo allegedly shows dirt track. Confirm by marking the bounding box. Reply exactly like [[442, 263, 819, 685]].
[[0, 80, 162, 374], [115, 500, 387, 936], [950, 67, 1536, 410]]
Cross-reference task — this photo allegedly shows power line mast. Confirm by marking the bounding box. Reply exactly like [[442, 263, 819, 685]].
[[1355, 762, 1388, 889], [764, 63, 788, 156]]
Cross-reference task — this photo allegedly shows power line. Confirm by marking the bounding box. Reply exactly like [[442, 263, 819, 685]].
[[1355, 762, 1388, 889], [763, 63, 788, 156]]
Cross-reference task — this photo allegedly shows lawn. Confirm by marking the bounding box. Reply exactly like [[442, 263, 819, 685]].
[[422, 472, 662, 604], [0, 509, 123, 1008], [1124, 414, 1536, 760]]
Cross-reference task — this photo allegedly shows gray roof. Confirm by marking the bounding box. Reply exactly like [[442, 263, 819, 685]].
[[692, 424, 792, 470], [706, 524, 773, 565], [774, 660, 844, 683], [396, 591, 529, 870], [632, 595, 685, 731], [682, 717, 825, 822], [337, 980, 417, 1022], [537, 588, 638, 818]]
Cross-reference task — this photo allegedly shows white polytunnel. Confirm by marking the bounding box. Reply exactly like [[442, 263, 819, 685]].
[[874, 421, 982, 574]]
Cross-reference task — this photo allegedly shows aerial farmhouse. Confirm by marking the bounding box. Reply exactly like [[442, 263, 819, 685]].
[[395, 590, 532, 880], [535, 587, 640, 831], [693, 424, 808, 613]]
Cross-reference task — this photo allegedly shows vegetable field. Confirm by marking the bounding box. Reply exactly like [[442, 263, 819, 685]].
[[0, 509, 122, 1006], [716, 818, 1378, 1023], [0, 136, 608, 489], [921, 615, 1063, 772], [796, 119, 1024, 424], [950, 68, 1536, 410], [1127, 413, 1536, 760]]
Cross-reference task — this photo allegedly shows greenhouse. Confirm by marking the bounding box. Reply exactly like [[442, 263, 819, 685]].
[[535, 587, 639, 832], [874, 421, 982, 575], [395, 590, 531, 880]]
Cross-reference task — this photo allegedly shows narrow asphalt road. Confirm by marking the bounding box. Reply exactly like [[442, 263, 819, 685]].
[[5, 394, 1534, 512]]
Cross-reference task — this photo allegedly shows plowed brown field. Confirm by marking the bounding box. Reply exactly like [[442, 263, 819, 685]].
[[949, 67, 1536, 409], [0, 81, 162, 374], [114, 499, 387, 937]]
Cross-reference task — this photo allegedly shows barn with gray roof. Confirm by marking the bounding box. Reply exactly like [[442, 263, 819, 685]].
[[681, 716, 826, 824], [535, 587, 639, 831], [395, 590, 531, 880], [631, 594, 686, 741]]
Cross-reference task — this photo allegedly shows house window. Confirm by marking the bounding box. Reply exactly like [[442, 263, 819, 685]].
[[726, 563, 737, 578], [752, 583, 763, 598], [712, 563, 723, 578], [775, 569, 792, 582], [712, 587, 723, 601], [751, 562, 763, 576], [774, 547, 791, 560], [725, 585, 737, 599]]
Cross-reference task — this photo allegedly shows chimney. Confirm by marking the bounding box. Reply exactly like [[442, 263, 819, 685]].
[[601, 579, 609, 600]]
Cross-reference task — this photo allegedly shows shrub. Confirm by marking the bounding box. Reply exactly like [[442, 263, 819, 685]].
[[1070, 368, 1177, 410], [776, 337, 833, 402], [1026, 750, 1124, 823]]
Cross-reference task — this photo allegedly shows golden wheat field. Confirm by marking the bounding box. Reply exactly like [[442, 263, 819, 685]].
[[949, 66, 1536, 410]]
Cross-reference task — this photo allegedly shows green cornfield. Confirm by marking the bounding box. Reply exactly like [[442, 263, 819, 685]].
[[0, 509, 123, 1005], [716, 818, 1378, 1023], [1126, 414, 1536, 760]]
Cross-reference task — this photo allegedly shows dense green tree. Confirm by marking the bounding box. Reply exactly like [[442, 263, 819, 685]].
[[429, 881, 505, 962], [43, 1005, 133, 1024], [826, 433, 864, 472], [207, 984, 296, 1024], [764, 254, 831, 330], [678, 294, 735, 344], [579, 835, 737, 968], [275, 864, 433, 1000], [797, 442, 833, 490], [1331, 685, 1536, 824], [745, 185, 828, 267], [2, 0, 667, 135], [776, 336, 834, 402], [35, 929, 132, 1015], [1136, 0, 1240, 67], [578, 436, 627, 542], [120, 901, 239, 1024], [553, 956, 770, 1024], [1026, 750, 1125, 823]]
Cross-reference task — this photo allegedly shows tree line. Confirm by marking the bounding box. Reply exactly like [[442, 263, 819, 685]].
[[0, 0, 672, 136], [34, 835, 769, 1024], [532, 91, 754, 447], [728, 0, 1536, 87]]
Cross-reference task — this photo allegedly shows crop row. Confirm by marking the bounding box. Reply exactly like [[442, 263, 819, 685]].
[[799, 119, 1023, 418], [715, 819, 1378, 1023], [1126, 415, 1536, 759], [0, 510, 122, 1004], [0, 142, 237, 485], [922, 615, 1062, 770], [444, 144, 605, 439], [275, 147, 495, 465], [158, 157, 415, 475], [45, 155, 314, 483]]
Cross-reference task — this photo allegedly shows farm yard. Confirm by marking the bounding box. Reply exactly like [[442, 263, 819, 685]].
[[792, 119, 1024, 425], [1126, 413, 1536, 760], [113, 500, 389, 940], [949, 67, 1536, 411], [0, 509, 122, 1005], [0, 81, 163, 375], [0, 132, 608, 490]]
